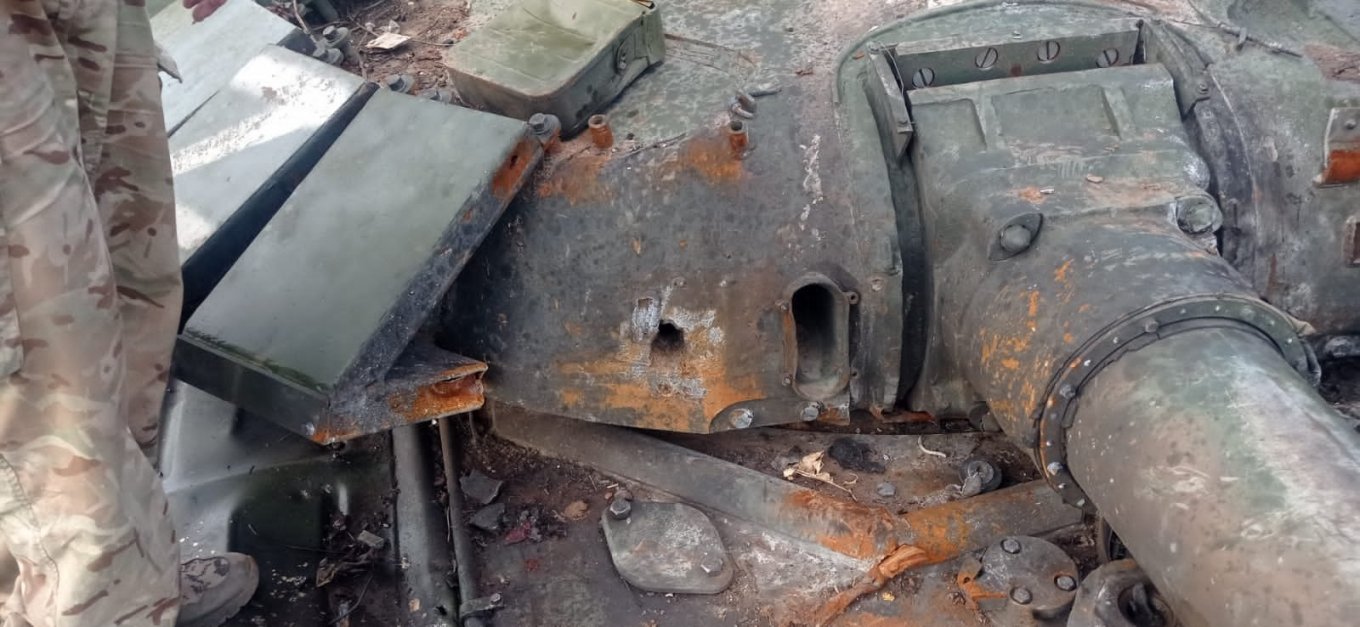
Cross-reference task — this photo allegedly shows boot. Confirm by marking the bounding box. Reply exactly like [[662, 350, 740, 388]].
[[176, 553, 260, 627]]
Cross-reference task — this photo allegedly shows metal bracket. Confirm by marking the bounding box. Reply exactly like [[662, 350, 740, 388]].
[[863, 41, 913, 162], [1318, 107, 1360, 185], [887, 19, 1143, 91]]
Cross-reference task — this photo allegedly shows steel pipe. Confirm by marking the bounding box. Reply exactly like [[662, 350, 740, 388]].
[[1067, 327, 1360, 627]]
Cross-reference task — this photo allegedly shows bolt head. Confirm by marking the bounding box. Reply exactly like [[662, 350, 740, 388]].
[[1176, 196, 1222, 235], [1055, 574, 1078, 591], [699, 555, 725, 576], [1046, 461, 1065, 476], [529, 113, 548, 133], [999, 224, 1034, 254], [608, 497, 632, 520], [1001, 538, 1022, 554], [876, 482, 897, 497], [800, 403, 821, 422], [1347, 119, 1359, 130], [730, 408, 754, 429], [1010, 586, 1033, 604]]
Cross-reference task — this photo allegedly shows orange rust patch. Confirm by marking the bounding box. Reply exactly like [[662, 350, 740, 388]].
[[676, 133, 745, 184], [558, 387, 583, 407], [783, 490, 901, 559], [310, 422, 362, 445], [1016, 186, 1046, 204], [388, 375, 485, 422], [535, 148, 610, 206], [1054, 258, 1073, 283], [1322, 148, 1360, 185], [491, 137, 539, 202], [554, 316, 762, 432]]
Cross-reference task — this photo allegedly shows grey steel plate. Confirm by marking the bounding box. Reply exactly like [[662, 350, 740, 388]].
[[601, 501, 734, 595], [151, 0, 304, 132]]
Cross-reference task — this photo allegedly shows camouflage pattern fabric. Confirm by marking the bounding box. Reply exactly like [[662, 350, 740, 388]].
[[0, 0, 183, 622]]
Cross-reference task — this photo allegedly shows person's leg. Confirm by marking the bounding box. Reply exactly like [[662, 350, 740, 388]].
[[0, 1, 181, 624], [96, 0, 183, 450]]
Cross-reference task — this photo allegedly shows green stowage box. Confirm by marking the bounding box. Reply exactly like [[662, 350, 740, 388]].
[[444, 0, 664, 136]]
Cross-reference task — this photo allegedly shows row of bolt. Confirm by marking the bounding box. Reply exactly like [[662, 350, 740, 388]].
[[997, 538, 1078, 606], [726, 401, 821, 429], [902, 42, 1124, 89]]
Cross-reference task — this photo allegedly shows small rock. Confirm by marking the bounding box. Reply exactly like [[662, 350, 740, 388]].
[[561, 500, 589, 521], [356, 530, 386, 549], [1085, 174, 1105, 183], [470, 503, 506, 533], [876, 482, 897, 497], [460, 470, 504, 505], [828, 438, 886, 474]]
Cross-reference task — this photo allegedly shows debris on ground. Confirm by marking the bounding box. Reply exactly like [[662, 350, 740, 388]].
[[470, 502, 506, 533], [828, 437, 886, 473], [365, 32, 410, 51], [503, 505, 568, 545], [356, 530, 386, 550], [315, 510, 390, 589], [876, 482, 896, 498], [561, 500, 589, 521], [460, 469, 504, 505], [808, 544, 930, 626], [782, 450, 856, 496]]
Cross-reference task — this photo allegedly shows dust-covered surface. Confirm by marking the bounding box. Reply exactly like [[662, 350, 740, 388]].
[[453, 413, 1086, 626]]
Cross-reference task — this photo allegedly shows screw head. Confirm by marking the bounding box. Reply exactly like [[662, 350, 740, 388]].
[[699, 555, 725, 576], [975, 47, 999, 70], [800, 402, 821, 422], [1058, 383, 1075, 399], [1097, 48, 1120, 68], [911, 67, 936, 89], [529, 113, 548, 133], [999, 224, 1034, 254], [730, 408, 754, 429], [608, 497, 632, 520], [1037, 40, 1061, 63], [1055, 574, 1078, 591], [1001, 538, 1022, 554], [1010, 586, 1033, 604]]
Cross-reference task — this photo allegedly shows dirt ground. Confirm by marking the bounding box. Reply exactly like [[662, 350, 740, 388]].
[[280, 0, 471, 94]]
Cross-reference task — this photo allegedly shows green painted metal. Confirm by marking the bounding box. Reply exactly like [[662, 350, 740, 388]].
[[445, 0, 665, 134]]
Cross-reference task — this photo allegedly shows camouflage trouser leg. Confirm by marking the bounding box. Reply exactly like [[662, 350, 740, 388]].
[[0, 0, 182, 623]]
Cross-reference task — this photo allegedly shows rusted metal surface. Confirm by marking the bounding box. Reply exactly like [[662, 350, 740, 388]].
[[588, 114, 615, 149], [493, 407, 1081, 562], [809, 545, 929, 626], [955, 536, 1079, 625], [1319, 107, 1360, 185], [441, 0, 911, 434]]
